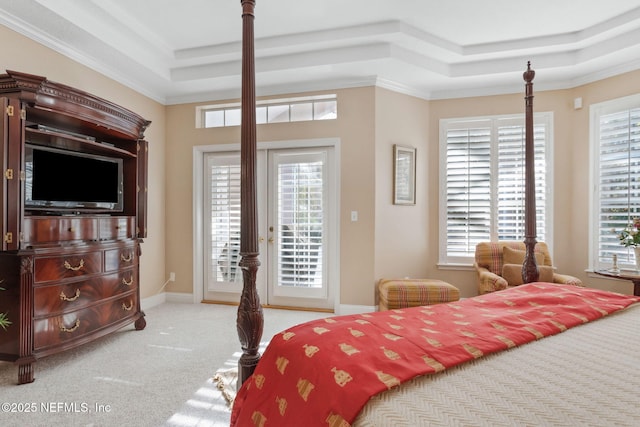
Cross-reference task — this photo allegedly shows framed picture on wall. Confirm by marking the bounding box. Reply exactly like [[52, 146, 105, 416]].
[[393, 144, 416, 205]]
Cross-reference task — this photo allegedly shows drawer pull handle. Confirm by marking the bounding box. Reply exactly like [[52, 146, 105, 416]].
[[59, 319, 80, 333], [63, 259, 84, 271], [60, 289, 81, 302], [122, 276, 134, 287], [120, 253, 133, 262], [122, 301, 134, 311]]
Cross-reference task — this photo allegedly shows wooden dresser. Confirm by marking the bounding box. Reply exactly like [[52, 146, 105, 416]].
[[0, 70, 149, 384]]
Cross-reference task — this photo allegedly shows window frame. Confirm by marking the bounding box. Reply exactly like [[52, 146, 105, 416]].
[[589, 93, 640, 271], [196, 94, 337, 128], [438, 112, 554, 267]]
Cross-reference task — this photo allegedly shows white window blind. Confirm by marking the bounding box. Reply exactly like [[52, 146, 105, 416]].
[[594, 105, 640, 268], [206, 156, 242, 284], [277, 161, 324, 288], [440, 114, 551, 263], [497, 123, 547, 241], [445, 125, 492, 257]]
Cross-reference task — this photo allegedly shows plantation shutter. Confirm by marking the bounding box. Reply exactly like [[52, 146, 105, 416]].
[[276, 158, 324, 288], [442, 114, 550, 262], [445, 124, 492, 257], [205, 154, 242, 285], [597, 108, 640, 265], [497, 121, 547, 242]]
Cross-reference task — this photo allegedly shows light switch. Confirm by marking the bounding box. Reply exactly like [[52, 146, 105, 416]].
[[351, 211, 358, 222]]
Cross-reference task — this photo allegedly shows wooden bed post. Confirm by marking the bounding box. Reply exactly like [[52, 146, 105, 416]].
[[237, 0, 264, 386], [522, 61, 539, 283]]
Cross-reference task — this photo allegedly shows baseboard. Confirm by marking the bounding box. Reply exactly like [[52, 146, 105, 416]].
[[141, 292, 166, 311], [141, 292, 195, 311], [337, 304, 376, 315]]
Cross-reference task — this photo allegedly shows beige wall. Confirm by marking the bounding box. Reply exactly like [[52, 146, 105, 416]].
[[427, 90, 577, 297], [7, 19, 640, 306], [373, 88, 430, 281], [566, 70, 640, 295], [165, 87, 378, 306], [428, 69, 640, 297], [163, 68, 640, 304], [0, 25, 167, 300]]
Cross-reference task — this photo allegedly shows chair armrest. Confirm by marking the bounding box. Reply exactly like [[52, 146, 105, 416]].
[[475, 265, 508, 294], [553, 273, 584, 287]]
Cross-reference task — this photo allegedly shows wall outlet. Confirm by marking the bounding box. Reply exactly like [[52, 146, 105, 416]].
[[169, 272, 175, 282]]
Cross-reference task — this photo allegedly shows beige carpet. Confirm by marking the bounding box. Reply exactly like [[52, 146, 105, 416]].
[[0, 302, 328, 427]]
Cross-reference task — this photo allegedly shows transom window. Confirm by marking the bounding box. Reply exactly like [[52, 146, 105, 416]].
[[439, 113, 553, 265], [196, 94, 337, 128]]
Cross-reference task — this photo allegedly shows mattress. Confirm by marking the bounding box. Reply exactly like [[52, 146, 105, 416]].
[[354, 302, 640, 426]]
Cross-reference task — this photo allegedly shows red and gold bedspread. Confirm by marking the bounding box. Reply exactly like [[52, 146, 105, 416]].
[[230, 283, 640, 427]]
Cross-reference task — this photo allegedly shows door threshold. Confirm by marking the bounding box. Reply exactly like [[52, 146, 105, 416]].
[[201, 299, 334, 313]]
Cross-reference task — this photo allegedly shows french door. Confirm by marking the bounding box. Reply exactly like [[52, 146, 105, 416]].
[[203, 146, 336, 310]]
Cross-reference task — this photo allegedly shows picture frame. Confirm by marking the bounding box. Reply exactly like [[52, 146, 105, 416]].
[[393, 144, 416, 205]]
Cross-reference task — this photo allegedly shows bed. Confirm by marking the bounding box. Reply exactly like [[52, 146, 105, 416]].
[[230, 283, 639, 426], [231, 1, 640, 426]]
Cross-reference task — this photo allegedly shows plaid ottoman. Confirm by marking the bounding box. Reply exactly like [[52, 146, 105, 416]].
[[378, 278, 460, 311]]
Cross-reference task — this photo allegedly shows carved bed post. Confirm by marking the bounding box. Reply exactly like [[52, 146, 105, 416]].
[[522, 61, 539, 283], [237, 0, 264, 386]]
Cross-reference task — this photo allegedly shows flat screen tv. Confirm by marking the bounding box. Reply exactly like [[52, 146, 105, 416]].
[[25, 144, 124, 213]]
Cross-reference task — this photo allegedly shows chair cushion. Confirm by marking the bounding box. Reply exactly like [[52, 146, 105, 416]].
[[503, 246, 545, 266], [502, 263, 554, 286], [475, 241, 551, 276]]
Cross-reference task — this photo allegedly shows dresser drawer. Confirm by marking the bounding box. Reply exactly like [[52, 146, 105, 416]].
[[99, 217, 135, 241], [33, 292, 138, 351], [33, 269, 139, 317], [116, 268, 138, 293], [34, 251, 102, 283], [104, 245, 137, 272], [23, 217, 99, 245]]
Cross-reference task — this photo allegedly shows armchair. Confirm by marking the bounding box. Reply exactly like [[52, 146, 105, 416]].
[[474, 241, 583, 294]]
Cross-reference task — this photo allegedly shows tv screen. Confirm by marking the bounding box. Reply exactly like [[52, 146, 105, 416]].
[[25, 144, 124, 213]]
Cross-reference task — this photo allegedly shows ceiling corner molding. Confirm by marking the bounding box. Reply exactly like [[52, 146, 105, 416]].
[[374, 77, 432, 100]]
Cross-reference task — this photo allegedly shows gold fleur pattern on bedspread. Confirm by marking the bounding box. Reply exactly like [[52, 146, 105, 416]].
[[230, 283, 640, 427]]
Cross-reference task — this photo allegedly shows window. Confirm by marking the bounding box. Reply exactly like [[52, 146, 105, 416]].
[[439, 113, 553, 265], [276, 159, 324, 287], [591, 94, 640, 270], [196, 94, 337, 128], [205, 154, 242, 285]]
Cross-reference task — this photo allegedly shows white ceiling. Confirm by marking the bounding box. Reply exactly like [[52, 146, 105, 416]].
[[1, 0, 640, 105]]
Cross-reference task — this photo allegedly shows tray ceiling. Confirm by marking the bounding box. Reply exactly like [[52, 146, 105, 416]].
[[1, 0, 640, 104]]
